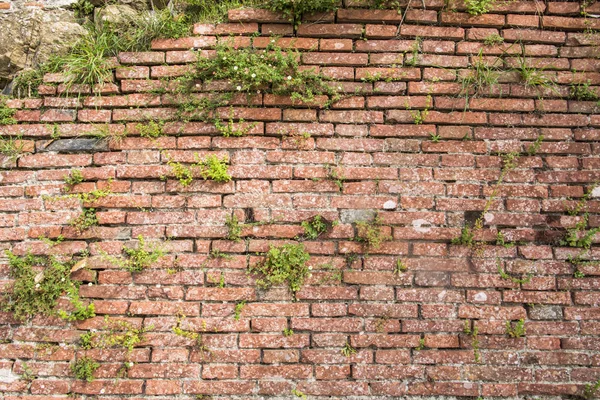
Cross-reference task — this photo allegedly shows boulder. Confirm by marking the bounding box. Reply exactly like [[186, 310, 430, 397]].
[[94, 4, 138, 26]]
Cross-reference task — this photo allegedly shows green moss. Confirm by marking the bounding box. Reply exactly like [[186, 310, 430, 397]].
[[2, 251, 94, 322], [71, 356, 99, 382], [249, 243, 311, 297]]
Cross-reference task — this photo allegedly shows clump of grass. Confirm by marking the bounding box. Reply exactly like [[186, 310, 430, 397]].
[[0, 96, 16, 125], [249, 243, 311, 298], [460, 50, 501, 106], [355, 213, 392, 250], [570, 80, 599, 101], [2, 251, 95, 322], [463, 320, 481, 362], [483, 33, 504, 46], [505, 319, 526, 338], [0, 136, 26, 161]]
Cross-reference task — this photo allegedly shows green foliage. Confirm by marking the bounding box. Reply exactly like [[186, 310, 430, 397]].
[[292, 388, 307, 399], [415, 337, 425, 351], [64, 169, 84, 191], [283, 328, 294, 337], [515, 49, 558, 96], [567, 184, 597, 216], [12, 68, 46, 98], [233, 301, 246, 320], [172, 314, 211, 357], [192, 39, 338, 106], [265, 0, 338, 29], [408, 94, 431, 125], [583, 380, 600, 400], [2, 251, 94, 322], [570, 80, 599, 101], [527, 134, 544, 156], [495, 231, 515, 248], [71, 357, 99, 382], [325, 164, 345, 190], [505, 319, 526, 338], [355, 213, 391, 250], [301, 215, 328, 240], [70, 0, 95, 19], [463, 320, 481, 362], [70, 208, 98, 234], [103, 235, 165, 273], [0, 96, 16, 125], [0, 135, 26, 161], [561, 214, 600, 250], [452, 225, 476, 246], [137, 120, 164, 139], [429, 132, 441, 143], [167, 159, 194, 187], [196, 154, 232, 183], [394, 259, 408, 275], [404, 37, 422, 67], [182, 0, 260, 23], [80, 316, 152, 353], [497, 258, 532, 285], [249, 243, 311, 297], [483, 34, 504, 46], [215, 109, 256, 137], [225, 214, 243, 241], [465, 0, 496, 15], [341, 341, 356, 357]]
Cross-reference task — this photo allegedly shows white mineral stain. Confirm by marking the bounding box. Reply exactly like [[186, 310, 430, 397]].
[[474, 292, 487, 302], [412, 219, 431, 233]]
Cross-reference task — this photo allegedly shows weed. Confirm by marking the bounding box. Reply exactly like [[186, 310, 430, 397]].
[[71, 357, 99, 382], [20, 363, 35, 382], [292, 388, 307, 399], [404, 37, 422, 67], [567, 184, 598, 216], [505, 319, 526, 338], [192, 39, 338, 106], [515, 48, 558, 97], [215, 108, 257, 137], [0, 96, 16, 125], [409, 94, 431, 125], [583, 380, 600, 399], [2, 251, 95, 322], [460, 50, 501, 105], [416, 337, 425, 351], [452, 226, 476, 246], [570, 80, 599, 101], [429, 132, 441, 143], [102, 235, 165, 273], [301, 215, 328, 240], [64, 169, 84, 192], [234, 301, 246, 320], [0, 135, 26, 161], [265, 0, 338, 29], [394, 259, 408, 275], [167, 159, 194, 187], [341, 341, 357, 357], [172, 314, 211, 357], [355, 213, 391, 250], [249, 243, 311, 297], [495, 231, 515, 248], [463, 320, 481, 362], [70, 208, 98, 234], [283, 328, 294, 337], [137, 120, 164, 139], [225, 214, 243, 242], [574, 269, 586, 279], [12, 68, 46, 98], [497, 258, 532, 285], [483, 33, 504, 46], [465, 0, 496, 15], [196, 154, 232, 183], [70, 0, 94, 19], [561, 214, 600, 250], [527, 134, 544, 156], [83, 124, 127, 145], [325, 164, 345, 190], [80, 316, 152, 353]]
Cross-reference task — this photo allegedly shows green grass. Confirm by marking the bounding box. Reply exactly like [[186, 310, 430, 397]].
[[249, 244, 311, 297], [0, 96, 16, 125]]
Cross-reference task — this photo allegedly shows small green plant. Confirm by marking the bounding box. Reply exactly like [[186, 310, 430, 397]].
[[0, 136, 26, 161], [71, 357, 99, 382], [165, 154, 194, 187], [483, 34, 504, 46], [465, 0, 496, 15], [429, 132, 441, 143], [505, 319, 526, 338], [292, 388, 307, 399], [265, 0, 338, 29], [463, 320, 481, 362], [341, 341, 356, 357], [137, 120, 165, 139], [172, 314, 211, 358], [225, 214, 243, 242], [409, 94, 431, 125], [103, 235, 165, 273], [70, 0, 95, 19], [283, 328, 294, 337], [20, 363, 35, 382], [12, 68, 45, 98], [561, 214, 600, 250], [80, 316, 152, 353], [570, 80, 599, 101], [233, 301, 246, 320], [452, 225, 476, 246], [355, 213, 392, 250], [196, 154, 232, 183], [301, 215, 328, 240], [416, 337, 425, 351], [495, 231, 515, 248], [249, 243, 311, 297], [583, 379, 600, 399], [64, 169, 84, 192], [460, 50, 501, 106], [404, 37, 422, 67], [394, 259, 408, 275], [574, 269, 586, 279], [70, 208, 98, 234], [214, 109, 257, 137], [515, 48, 558, 97], [527, 134, 544, 156], [567, 184, 598, 216], [2, 251, 95, 322], [325, 164, 345, 190], [0, 96, 16, 125], [497, 258, 532, 285]]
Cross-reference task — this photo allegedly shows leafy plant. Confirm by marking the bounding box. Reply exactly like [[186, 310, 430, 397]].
[[0, 96, 16, 125], [70, 208, 98, 234], [265, 0, 338, 29], [137, 120, 164, 139], [0, 135, 26, 161], [80, 316, 152, 353], [452, 225, 476, 246], [497, 258, 532, 284], [495, 231, 515, 248], [172, 313, 211, 357], [409, 94, 431, 125], [325, 164, 345, 190], [465, 0, 496, 15], [234, 301, 246, 320], [103, 235, 165, 273], [215, 108, 257, 137], [196, 154, 232, 183], [225, 214, 243, 241], [583, 379, 600, 399], [394, 259, 408, 275], [70, 0, 95, 19], [341, 341, 356, 357], [570, 80, 599, 101], [249, 243, 311, 297], [71, 357, 99, 382], [505, 319, 526, 338], [463, 320, 481, 362], [192, 39, 338, 106], [283, 328, 294, 337], [527, 134, 544, 156], [2, 251, 94, 322], [64, 169, 84, 192], [415, 337, 425, 351], [404, 37, 422, 67], [484, 34, 504, 46], [429, 132, 441, 143], [301, 215, 328, 240], [167, 158, 194, 187], [561, 214, 600, 250], [355, 213, 392, 250]]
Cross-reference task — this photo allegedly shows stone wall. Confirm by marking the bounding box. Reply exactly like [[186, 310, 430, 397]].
[[1, 0, 600, 398]]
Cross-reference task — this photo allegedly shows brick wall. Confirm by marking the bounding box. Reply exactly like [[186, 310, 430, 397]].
[[1, 0, 600, 398]]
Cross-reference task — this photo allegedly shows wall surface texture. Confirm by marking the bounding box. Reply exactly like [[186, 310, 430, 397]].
[[1, 0, 600, 398]]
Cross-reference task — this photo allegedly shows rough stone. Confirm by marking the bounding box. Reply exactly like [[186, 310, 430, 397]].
[[40, 138, 109, 153], [94, 4, 138, 27], [528, 305, 563, 320]]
